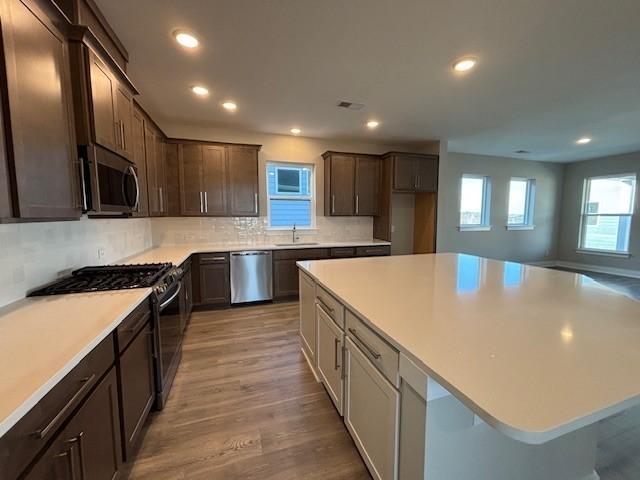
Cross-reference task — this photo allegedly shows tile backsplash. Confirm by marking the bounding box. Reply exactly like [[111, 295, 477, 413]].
[[0, 217, 152, 307], [151, 216, 374, 246]]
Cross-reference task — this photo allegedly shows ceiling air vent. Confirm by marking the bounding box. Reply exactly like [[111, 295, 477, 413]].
[[514, 150, 531, 154], [337, 100, 365, 110]]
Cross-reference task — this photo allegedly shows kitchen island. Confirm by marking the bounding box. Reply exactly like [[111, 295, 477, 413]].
[[297, 253, 640, 480]]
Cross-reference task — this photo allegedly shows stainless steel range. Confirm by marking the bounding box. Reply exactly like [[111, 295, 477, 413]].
[[28, 262, 187, 410]]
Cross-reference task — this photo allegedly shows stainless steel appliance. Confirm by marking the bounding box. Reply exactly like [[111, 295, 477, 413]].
[[79, 144, 140, 216], [230, 251, 273, 304], [28, 262, 187, 410]]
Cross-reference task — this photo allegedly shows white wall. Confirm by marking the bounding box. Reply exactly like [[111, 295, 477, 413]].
[[0, 218, 152, 307], [436, 151, 564, 263]]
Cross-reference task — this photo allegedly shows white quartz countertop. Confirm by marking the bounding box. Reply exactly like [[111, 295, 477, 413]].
[[0, 290, 151, 437], [122, 239, 390, 266], [0, 239, 387, 438], [297, 253, 640, 444]]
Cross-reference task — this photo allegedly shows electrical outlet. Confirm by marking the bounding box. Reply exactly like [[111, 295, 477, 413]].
[[97, 248, 106, 260]]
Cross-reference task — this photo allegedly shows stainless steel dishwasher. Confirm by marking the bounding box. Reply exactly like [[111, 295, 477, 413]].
[[230, 251, 273, 304]]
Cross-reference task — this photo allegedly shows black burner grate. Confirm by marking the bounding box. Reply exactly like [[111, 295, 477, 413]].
[[29, 263, 173, 296]]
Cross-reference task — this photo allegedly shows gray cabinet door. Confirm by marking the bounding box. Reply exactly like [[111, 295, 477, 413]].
[[299, 271, 317, 365], [345, 337, 399, 480], [316, 304, 344, 414]]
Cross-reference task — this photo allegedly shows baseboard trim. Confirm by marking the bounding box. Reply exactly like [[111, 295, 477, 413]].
[[554, 261, 640, 279]]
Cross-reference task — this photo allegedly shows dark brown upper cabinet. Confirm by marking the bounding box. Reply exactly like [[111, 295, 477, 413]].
[[179, 143, 203, 215], [323, 151, 380, 216], [178, 143, 228, 216], [131, 107, 149, 216], [386, 152, 439, 193], [227, 144, 259, 216], [0, 0, 80, 220], [145, 124, 167, 216], [202, 145, 228, 215]]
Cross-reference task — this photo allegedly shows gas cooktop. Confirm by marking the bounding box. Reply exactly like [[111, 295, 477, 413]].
[[28, 263, 174, 296]]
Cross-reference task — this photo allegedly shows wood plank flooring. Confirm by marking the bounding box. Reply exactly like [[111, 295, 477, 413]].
[[124, 302, 371, 480]]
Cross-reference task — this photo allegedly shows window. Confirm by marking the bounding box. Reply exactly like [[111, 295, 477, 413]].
[[579, 174, 636, 253], [459, 175, 491, 230], [507, 178, 536, 228], [267, 163, 314, 228]]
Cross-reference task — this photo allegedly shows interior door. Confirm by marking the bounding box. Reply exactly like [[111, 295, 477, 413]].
[[227, 145, 259, 216], [329, 154, 355, 215], [202, 145, 228, 215], [355, 156, 380, 216], [179, 144, 204, 215], [89, 52, 117, 152], [345, 337, 399, 480], [1, 0, 80, 219], [316, 304, 344, 414]]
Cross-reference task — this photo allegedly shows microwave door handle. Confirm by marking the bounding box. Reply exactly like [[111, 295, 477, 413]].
[[122, 165, 139, 211], [129, 165, 140, 211]]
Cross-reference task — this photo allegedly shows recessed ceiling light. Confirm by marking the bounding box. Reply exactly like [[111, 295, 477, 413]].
[[290, 128, 301, 135], [366, 120, 380, 129], [576, 137, 592, 145], [222, 101, 237, 111], [191, 85, 209, 96], [174, 31, 199, 49], [453, 57, 478, 72]]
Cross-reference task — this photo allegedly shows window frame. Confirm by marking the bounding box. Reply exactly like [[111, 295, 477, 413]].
[[577, 173, 637, 256], [266, 161, 316, 230], [506, 177, 536, 230], [458, 174, 492, 231]]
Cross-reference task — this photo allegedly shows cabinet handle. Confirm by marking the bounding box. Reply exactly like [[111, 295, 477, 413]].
[[414, 176, 418, 189], [348, 328, 382, 359], [355, 195, 359, 214], [331, 195, 336, 214], [254, 193, 258, 213], [33, 374, 96, 440], [120, 121, 126, 150], [114, 121, 120, 148], [316, 297, 334, 314], [56, 447, 77, 480], [205, 192, 209, 213], [199, 192, 203, 213], [78, 157, 88, 211], [334, 338, 341, 370], [159, 187, 164, 213], [201, 256, 227, 263], [67, 431, 87, 480], [417, 175, 421, 190]]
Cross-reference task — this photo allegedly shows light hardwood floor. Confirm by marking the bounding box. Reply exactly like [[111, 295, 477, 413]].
[[125, 288, 640, 479], [124, 302, 371, 480]]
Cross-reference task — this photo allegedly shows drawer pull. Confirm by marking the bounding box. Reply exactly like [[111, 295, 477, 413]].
[[67, 431, 87, 480], [125, 311, 150, 334], [348, 328, 382, 360], [33, 374, 96, 440], [334, 338, 341, 370], [201, 256, 227, 262], [316, 297, 334, 313]]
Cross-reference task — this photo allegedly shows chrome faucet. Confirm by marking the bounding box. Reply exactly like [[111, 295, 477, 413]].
[[292, 223, 300, 244]]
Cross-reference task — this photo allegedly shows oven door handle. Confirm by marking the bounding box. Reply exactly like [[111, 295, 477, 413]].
[[159, 282, 182, 311]]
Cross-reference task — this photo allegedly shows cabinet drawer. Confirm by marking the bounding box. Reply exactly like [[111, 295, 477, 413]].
[[356, 245, 391, 257], [346, 310, 399, 387], [331, 247, 355, 258], [316, 285, 345, 329], [116, 300, 151, 353], [0, 334, 115, 480], [199, 252, 229, 264], [273, 248, 329, 261]]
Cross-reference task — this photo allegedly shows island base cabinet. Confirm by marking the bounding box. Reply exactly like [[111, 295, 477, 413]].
[[344, 337, 399, 480], [316, 304, 344, 414], [299, 271, 317, 374]]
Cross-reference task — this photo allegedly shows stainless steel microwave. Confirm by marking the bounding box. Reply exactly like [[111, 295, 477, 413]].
[[80, 145, 140, 215]]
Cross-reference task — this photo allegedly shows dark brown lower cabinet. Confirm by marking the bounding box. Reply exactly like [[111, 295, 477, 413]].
[[24, 368, 122, 480], [273, 249, 330, 299], [118, 323, 154, 460], [197, 253, 230, 306]]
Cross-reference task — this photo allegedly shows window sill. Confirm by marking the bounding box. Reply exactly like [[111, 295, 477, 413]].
[[506, 225, 535, 231], [458, 225, 491, 232], [575, 248, 631, 258]]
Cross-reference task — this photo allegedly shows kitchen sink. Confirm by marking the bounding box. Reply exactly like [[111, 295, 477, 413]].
[[274, 242, 319, 246]]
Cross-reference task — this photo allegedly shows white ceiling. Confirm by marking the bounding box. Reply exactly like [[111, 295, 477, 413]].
[[96, 0, 640, 163]]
